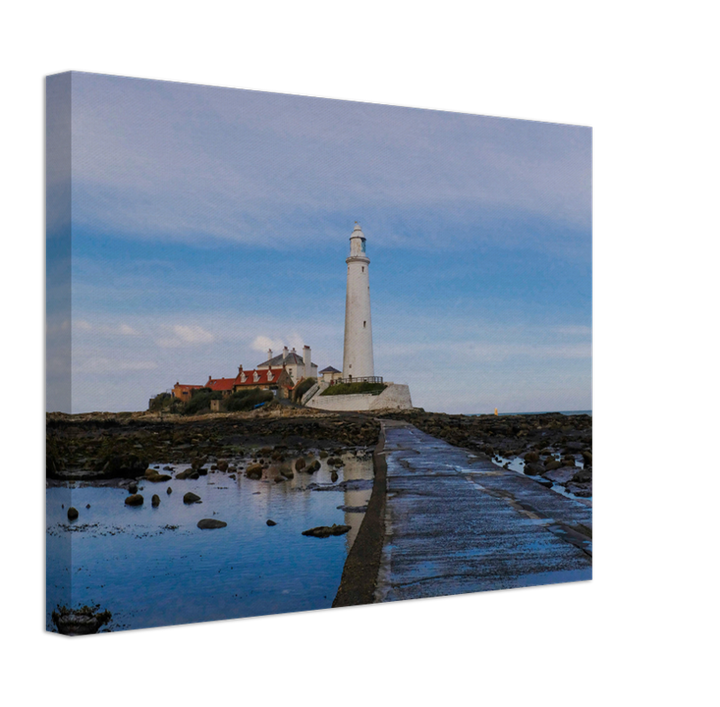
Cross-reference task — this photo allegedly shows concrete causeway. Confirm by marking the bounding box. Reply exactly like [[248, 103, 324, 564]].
[[374, 420, 592, 602]]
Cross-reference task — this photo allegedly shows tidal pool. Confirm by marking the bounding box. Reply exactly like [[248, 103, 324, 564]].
[[46, 451, 373, 632]]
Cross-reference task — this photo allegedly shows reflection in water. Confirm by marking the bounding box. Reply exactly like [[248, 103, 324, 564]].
[[46, 450, 374, 632]]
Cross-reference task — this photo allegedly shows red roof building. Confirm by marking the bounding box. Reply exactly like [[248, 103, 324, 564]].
[[204, 366, 294, 395]]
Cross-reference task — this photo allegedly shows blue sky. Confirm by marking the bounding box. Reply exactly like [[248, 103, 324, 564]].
[[47, 72, 591, 414]]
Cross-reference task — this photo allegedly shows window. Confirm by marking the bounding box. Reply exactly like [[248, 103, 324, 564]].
[[362, 266, 364, 272], [363, 321, 366, 328]]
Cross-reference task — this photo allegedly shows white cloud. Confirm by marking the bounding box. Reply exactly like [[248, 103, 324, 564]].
[[156, 325, 216, 347], [119, 323, 139, 336], [251, 335, 284, 353]]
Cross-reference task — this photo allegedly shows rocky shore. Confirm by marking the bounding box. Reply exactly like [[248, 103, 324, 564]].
[[46, 408, 380, 483], [46, 406, 591, 629], [47, 406, 590, 501]]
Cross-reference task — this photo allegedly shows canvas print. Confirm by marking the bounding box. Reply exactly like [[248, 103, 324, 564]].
[[46, 72, 592, 635]]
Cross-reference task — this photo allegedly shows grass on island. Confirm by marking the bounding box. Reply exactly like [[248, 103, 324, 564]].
[[320, 382, 387, 397]]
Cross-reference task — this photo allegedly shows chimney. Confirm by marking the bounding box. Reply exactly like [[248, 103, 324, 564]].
[[267, 348, 272, 363], [283, 345, 289, 360], [303, 345, 311, 378], [238, 365, 243, 376]]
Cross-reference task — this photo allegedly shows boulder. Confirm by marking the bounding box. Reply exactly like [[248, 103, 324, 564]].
[[544, 460, 563, 471], [183, 492, 201, 504], [128, 482, 138, 494], [151, 494, 160, 507], [145, 473, 172, 482], [302, 524, 351, 538], [217, 460, 229, 472], [67, 507, 79, 521], [573, 467, 592, 483], [524, 463, 544, 476], [566, 481, 592, 498], [125, 494, 144, 506], [166, 486, 172, 495], [542, 466, 577, 484], [197, 518, 227, 529], [523, 451, 540, 463], [266, 519, 277, 526], [245, 463, 263, 480], [52, 605, 112, 636], [295, 458, 306, 471], [175, 468, 200, 480]]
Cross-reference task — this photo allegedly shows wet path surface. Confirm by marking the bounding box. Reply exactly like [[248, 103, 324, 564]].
[[375, 421, 592, 602]]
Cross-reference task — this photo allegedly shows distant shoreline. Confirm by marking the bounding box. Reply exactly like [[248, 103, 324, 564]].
[[495, 410, 592, 417]]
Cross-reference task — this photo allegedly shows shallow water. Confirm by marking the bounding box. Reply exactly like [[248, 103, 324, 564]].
[[491, 453, 591, 502], [46, 452, 373, 632]]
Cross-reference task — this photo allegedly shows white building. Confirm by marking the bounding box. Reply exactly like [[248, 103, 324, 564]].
[[318, 366, 342, 384], [256, 345, 317, 384], [342, 223, 375, 379]]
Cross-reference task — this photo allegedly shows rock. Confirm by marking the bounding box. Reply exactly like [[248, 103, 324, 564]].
[[330, 471, 339, 483], [128, 482, 138, 494], [566, 481, 592, 498], [565, 441, 585, 451], [524, 462, 544, 476], [245, 463, 263, 479], [67, 507, 79, 521], [266, 519, 277, 526], [542, 466, 577, 484], [175, 468, 198, 480], [144, 467, 158, 477], [544, 460, 563, 471], [125, 494, 144, 506], [85, 504, 91, 509], [310, 459, 321, 472], [52, 605, 112, 635], [319, 450, 328, 459], [573, 467, 592, 483], [151, 494, 160, 507], [166, 486, 172, 494], [145, 473, 172, 482], [217, 460, 229, 472], [196, 467, 208, 476], [302, 524, 351, 538], [280, 467, 294, 479], [582, 451, 593, 465], [183, 492, 201, 504], [197, 518, 227, 529], [524, 451, 540, 463], [295, 458, 306, 471]]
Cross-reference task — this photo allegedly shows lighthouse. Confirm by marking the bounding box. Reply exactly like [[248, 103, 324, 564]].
[[343, 223, 375, 379]]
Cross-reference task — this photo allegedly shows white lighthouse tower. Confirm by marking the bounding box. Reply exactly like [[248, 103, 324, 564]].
[[343, 222, 375, 380]]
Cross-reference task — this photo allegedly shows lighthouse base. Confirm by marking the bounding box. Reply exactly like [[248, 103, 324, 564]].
[[305, 383, 413, 412]]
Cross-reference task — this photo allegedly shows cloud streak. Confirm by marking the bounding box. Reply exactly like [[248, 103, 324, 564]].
[[70, 73, 591, 251]]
